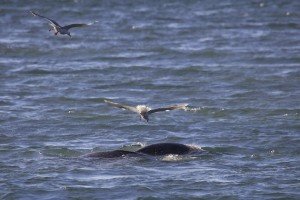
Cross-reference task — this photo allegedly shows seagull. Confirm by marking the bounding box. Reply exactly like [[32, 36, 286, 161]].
[[104, 99, 188, 122], [30, 11, 98, 37]]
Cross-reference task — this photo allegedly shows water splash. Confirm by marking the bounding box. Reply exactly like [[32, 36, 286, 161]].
[[184, 106, 204, 112]]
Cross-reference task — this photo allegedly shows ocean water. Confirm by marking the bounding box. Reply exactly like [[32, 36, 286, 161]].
[[0, 0, 299, 199]]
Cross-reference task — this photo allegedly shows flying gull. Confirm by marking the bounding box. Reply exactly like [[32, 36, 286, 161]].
[[30, 11, 98, 37], [104, 99, 188, 122]]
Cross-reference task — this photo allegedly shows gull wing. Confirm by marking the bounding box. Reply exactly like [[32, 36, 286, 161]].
[[148, 103, 188, 114], [104, 100, 138, 113], [30, 11, 61, 27], [62, 21, 98, 30]]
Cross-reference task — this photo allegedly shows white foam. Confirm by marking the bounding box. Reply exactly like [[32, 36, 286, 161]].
[[161, 154, 182, 161]]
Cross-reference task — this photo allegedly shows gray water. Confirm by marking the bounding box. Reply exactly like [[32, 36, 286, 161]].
[[1, 0, 299, 199]]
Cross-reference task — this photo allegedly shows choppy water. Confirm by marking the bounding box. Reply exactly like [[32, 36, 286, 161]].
[[1, 0, 300, 199]]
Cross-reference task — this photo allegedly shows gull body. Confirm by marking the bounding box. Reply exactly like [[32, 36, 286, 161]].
[[104, 99, 188, 122]]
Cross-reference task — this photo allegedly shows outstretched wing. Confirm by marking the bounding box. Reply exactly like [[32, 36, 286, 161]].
[[62, 21, 98, 30], [104, 100, 138, 113], [30, 11, 61, 27], [148, 103, 188, 114]]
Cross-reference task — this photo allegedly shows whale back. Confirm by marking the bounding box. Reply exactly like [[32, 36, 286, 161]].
[[137, 143, 191, 156], [86, 150, 136, 158]]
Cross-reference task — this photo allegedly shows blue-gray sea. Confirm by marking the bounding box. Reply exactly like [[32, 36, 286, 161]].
[[1, 0, 299, 199]]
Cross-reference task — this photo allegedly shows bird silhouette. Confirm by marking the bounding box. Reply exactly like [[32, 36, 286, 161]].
[[104, 99, 188, 122], [30, 11, 98, 37]]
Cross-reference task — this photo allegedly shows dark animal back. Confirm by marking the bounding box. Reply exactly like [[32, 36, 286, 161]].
[[137, 143, 191, 156], [86, 150, 136, 158]]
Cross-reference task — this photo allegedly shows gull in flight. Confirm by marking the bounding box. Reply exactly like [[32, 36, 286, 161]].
[[30, 11, 98, 37], [104, 99, 188, 122]]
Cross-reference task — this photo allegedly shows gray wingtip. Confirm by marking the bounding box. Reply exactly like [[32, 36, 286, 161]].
[[30, 11, 37, 16], [104, 99, 115, 105]]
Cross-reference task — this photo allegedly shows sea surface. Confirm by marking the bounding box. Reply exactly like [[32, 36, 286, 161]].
[[0, 0, 299, 199]]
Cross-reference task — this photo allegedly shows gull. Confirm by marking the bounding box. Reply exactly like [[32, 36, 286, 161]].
[[104, 99, 188, 122], [30, 11, 98, 37]]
